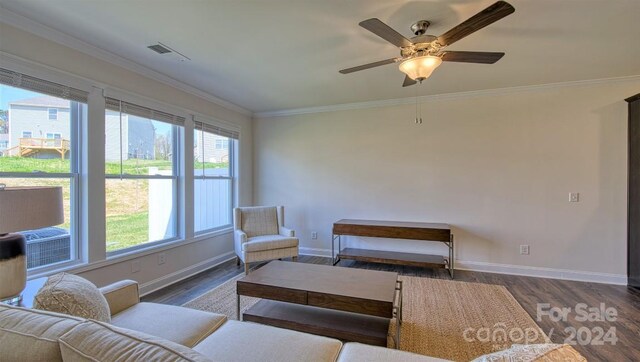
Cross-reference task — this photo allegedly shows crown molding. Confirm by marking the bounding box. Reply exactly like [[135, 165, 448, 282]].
[[255, 74, 640, 119], [0, 6, 252, 117]]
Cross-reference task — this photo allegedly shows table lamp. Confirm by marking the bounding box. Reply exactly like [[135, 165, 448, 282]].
[[0, 185, 64, 304]]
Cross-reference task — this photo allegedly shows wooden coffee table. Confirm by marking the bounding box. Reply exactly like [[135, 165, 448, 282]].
[[237, 260, 402, 347]]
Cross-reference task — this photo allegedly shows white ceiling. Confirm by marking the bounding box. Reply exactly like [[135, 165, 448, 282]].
[[1, 0, 639, 113]]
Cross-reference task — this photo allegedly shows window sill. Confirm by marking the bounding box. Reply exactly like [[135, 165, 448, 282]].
[[27, 228, 233, 279]]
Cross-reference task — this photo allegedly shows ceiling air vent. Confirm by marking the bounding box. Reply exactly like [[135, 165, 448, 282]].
[[147, 42, 190, 62], [148, 43, 171, 54]]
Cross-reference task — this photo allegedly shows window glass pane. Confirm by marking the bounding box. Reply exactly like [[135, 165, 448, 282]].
[[194, 178, 232, 232], [194, 130, 230, 176], [105, 179, 176, 252], [0, 82, 81, 270], [105, 111, 173, 176], [0, 177, 74, 269]]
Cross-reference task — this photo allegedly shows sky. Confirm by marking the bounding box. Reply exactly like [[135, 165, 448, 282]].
[[0, 84, 41, 110]]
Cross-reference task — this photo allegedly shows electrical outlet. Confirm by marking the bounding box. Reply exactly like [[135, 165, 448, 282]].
[[311, 231, 318, 240], [131, 260, 141, 273], [158, 253, 166, 265], [569, 192, 580, 202], [520, 245, 530, 255]]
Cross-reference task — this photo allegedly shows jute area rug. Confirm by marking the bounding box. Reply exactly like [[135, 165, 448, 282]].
[[183, 274, 548, 361]]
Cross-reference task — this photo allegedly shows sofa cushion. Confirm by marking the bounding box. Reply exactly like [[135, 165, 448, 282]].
[[193, 320, 342, 362], [337, 343, 452, 362], [471, 343, 586, 361], [243, 235, 299, 252], [240, 206, 279, 238], [111, 302, 226, 347], [59, 320, 212, 362], [0, 303, 84, 362], [33, 272, 111, 322]]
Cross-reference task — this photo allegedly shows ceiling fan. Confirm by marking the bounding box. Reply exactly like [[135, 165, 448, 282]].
[[339, 1, 515, 87]]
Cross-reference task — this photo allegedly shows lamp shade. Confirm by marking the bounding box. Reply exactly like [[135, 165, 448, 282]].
[[398, 55, 443, 81], [0, 187, 64, 234]]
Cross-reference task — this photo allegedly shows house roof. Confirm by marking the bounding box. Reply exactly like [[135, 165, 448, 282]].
[[10, 95, 70, 109]]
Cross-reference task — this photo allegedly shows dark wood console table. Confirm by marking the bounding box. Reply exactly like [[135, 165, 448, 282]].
[[332, 219, 454, 278]]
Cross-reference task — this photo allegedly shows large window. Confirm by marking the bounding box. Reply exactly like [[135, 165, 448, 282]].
[[0, 75, 85, 270], [194, 121, 237, 233], [104, 98, 183, 253]]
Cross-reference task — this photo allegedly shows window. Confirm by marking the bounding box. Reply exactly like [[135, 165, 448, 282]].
[[0, 141, 8, 149], [214, 139, 229, 150], [194, 121, 237, 233], [0, 74, 86, 271], [46, 133, 62, 139], [104, 98, 184, 253], [48, 108, 58, 120]]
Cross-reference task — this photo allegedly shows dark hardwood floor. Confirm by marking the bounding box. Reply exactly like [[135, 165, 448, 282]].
[[143, 255, 640, 361]]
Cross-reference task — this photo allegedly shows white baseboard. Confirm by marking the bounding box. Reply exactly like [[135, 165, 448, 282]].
[[455, 260, 627, 285], [299, 247, 332, 257], [139, 251, 236, 296], [300, 248, 627, 285]]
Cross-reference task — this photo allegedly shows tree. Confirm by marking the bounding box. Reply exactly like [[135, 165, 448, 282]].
[[154, 132, 171, 160], [0, 110, 7, 134]]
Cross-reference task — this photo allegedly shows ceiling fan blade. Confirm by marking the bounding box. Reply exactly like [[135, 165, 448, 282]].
[[437, 1, 515, 47], [441, 51, 505, 64], [402, 75, 417, 87], [339, 58, 400, 74], [359, 18, 413, 48]]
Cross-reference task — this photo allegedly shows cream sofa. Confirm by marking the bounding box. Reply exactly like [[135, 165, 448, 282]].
[[0, 279, 448, 362], [0, 279, 585, 362]]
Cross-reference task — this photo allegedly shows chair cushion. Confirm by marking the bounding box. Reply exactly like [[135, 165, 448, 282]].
[[337, 343, 452, 362], [0, 303, 84, 362], [240, 206, 279, 238], [111, 302, 226, 347], [33, 272, 111, 322], [243, 235, 299, 252], [58, 320, 212, 362], [193, 320, 342, 362]]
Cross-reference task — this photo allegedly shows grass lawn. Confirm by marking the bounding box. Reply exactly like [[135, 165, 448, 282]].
[[0, 156, 227, 251], [106, 212, 149, 251], [0, 157, 227, 174]]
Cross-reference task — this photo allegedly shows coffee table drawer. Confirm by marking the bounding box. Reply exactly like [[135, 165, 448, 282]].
[[307, 292, 394, 318], [237, 282, 307, 304]]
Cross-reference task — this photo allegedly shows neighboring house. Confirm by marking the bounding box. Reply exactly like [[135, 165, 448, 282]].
[[6, 96, 155, 161], [194, 131, 230, 163], [7, 96, 71, 159]]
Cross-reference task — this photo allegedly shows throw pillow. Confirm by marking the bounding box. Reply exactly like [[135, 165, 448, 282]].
[[33, 272, 111, 323]]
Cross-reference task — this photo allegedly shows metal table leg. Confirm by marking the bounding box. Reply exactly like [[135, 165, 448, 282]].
[[237, 294, 241, 320]]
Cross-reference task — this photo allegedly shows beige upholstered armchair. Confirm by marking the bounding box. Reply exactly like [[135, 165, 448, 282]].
[[234, 206, 299, 274]]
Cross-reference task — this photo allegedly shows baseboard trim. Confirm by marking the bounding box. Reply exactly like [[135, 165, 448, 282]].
[[300, 247, 627, 285], [455, 260, 627, 285], [300, 247, 333, 257], [139, 251, 236, 296]]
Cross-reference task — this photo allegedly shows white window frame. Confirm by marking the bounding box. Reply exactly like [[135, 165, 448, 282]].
[[0, 98, 83, 273], [194, 127, 235, 235], [22, 131, 32, 138], [46, 133, 62, 139], [48, 108, 58, 120], [104, 103, 183, 256]]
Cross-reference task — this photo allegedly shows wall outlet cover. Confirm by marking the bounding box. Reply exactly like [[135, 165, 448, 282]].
[[570, 193, 580, 202], [158, 253, 166, 265], [520, 245, 530, 255], [311, 231, 318, 240]]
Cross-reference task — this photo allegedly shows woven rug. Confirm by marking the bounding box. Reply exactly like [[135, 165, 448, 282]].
[[183, 274, 548, 361]]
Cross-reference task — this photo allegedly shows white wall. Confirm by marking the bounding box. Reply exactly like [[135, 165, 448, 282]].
[[1, 23, 253, 293], [254, 79, 640, 281]]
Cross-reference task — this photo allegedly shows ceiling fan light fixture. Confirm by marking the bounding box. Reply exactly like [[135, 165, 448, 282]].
[[398, 55, 442, 81]]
